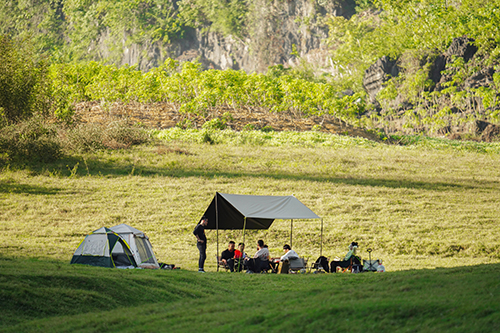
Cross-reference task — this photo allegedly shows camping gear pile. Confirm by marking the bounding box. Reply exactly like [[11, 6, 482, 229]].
[[70, 224, 160, 269]]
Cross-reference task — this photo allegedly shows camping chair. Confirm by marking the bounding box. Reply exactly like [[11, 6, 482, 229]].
[[234, 258, 245, 272], [310, 256, 329, 273], [217, 256, 231, 272], [289, 257, 307, 273], [330, 256, 362, 273], [261, 260, 274, 274]]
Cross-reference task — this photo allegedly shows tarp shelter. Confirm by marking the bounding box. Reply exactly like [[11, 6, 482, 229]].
[[109, 224, 159, 269], [200, 193, 323, 270], [70, 227, 137, 268]]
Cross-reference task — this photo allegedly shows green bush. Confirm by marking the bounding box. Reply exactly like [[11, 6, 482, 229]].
[[0, 116, 61, 164], [0, 36, 51, 123]]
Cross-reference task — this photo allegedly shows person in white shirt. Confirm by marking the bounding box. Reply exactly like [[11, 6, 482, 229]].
[[280, 244, 299, 261], [253, 240, 270, 260], [246, 240, 270, 273]]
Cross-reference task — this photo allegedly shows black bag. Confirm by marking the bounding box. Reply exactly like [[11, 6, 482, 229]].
[[315, 256, 329, 273]]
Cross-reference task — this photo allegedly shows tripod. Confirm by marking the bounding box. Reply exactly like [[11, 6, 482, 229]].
[[365, 248, 377, 271]]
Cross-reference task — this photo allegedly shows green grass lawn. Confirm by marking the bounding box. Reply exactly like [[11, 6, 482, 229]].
[[1, 131, 499, 271], [1, 130, 500, 331], [1, 258, 499, 332]]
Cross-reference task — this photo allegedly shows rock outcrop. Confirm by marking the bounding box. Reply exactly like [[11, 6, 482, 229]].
[[363, 37, 500, 141], [431, 37, 478, 87], [362, 56, 400, 105]]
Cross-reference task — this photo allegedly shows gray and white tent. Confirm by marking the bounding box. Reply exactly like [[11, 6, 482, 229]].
[[70, 227, 137, 268], [109, 224, 159, 269]]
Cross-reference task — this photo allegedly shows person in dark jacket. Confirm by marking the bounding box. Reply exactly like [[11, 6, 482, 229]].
[[221, 241, 236, 272], [193, 216, 208, 272]]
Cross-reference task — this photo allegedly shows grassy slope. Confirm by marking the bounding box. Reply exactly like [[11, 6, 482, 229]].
[[1, 258, 499, 332], [2, 131, 500, 331], [1, 131, 500, 271]]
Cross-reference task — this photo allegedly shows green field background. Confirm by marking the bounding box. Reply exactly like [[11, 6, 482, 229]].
[[2, 133, 499, 271]]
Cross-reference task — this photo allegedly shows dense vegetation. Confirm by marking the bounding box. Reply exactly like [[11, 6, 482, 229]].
[[2, 1, 500, 139], [327, 0, 500, 134], [49, 60, 365, 122]]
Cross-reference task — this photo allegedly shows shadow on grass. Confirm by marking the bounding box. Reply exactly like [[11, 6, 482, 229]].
[[19, 154, 495, 192], [0, 180, 61, 195]]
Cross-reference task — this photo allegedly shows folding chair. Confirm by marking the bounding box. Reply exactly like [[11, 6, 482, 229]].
[[289, 257, 307, 273], [217, 255, 230, 272]]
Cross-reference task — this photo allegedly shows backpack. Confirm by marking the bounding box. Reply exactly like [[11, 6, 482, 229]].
[[315, 256, 329, 273]]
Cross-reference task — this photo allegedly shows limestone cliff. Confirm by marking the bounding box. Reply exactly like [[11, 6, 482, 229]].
[[106, 0, 356, 72]]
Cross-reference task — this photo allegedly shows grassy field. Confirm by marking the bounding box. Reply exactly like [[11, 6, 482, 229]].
[[1, 129, 500, 331], [1, 258, 499, 332], [1, 130, 500, 271]]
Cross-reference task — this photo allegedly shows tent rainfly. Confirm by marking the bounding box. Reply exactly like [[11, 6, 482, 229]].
[[70, 227, 137, 268], [109, 224, 159, 269], [200, 192, 323, 270]]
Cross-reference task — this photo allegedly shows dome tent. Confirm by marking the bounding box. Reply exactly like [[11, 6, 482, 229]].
[[109, 224, 159, 269], [70, 227, 137, 268]]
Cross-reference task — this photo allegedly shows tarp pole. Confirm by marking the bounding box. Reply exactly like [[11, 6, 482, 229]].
[[320, 218, 324, 257], [243, 217, 247, 245], [216, 193, 219, 272], [290, 219, 293, 248]]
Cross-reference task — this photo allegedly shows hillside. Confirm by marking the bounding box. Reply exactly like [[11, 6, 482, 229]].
[[2, 1, 500, 139], [0, 0, 356, 72], [1, 258, 499, 332], [2, 135, 500, 271]]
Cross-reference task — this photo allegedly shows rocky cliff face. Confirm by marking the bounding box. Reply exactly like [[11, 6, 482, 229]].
[[365, 37, 500, 140], [106, 0, 356, 72], [363, 56, 400, 105]]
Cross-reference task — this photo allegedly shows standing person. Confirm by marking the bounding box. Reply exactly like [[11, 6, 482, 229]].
[[193, 216, 208, 273]]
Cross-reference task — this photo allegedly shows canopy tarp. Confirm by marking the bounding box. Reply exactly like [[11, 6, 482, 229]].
[[202, 192, 320, 230]]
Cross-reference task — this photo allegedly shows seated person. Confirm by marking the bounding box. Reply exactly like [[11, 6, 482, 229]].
[[234, 242, 247, 271], [280, 244, 299, 261], [270, 244, 298, 272], [331, 241, 362, 272], [344, 241, 360, 261], [254, 240, 269, 261], [246, 240, 270, 273], [234, 242, 247, 259], [220, 241, 236, 272]]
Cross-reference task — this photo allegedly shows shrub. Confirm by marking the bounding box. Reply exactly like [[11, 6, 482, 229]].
[[202, 118, 226, 130], [0, 35, 51, 123], [63, 121, 151, 153], [104, 121, 152, 147], [0, 116, 61, 164], [63, 123, 106, 153]]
